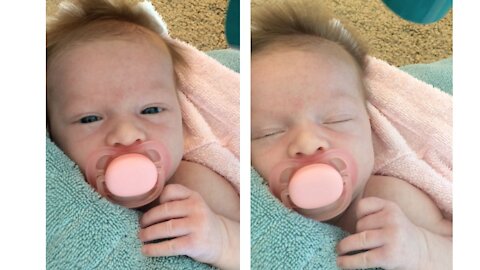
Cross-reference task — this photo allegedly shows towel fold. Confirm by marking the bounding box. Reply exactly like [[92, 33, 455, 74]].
[[176, 41, 240, 193], [366, 56, 452, 216]]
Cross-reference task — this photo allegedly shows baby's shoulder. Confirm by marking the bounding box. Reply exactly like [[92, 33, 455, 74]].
[[170, 160, 221, 185], [363, 175, 417, 200], [170, 160, 237, 200]]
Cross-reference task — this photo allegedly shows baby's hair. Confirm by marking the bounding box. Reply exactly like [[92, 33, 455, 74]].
[[47, 0, 187, 79], [252, 0, 368, 72]]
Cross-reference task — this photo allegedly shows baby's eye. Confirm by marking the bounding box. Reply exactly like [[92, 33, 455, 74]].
[[325, 118, 352, 124], [141, 107, 164, 114], [255, 130, 284, 140], [80, 115, 102, 124]]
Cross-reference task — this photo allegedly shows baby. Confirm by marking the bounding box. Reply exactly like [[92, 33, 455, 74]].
[[46, 0, 239, 269], [251, 1, 451, 269]]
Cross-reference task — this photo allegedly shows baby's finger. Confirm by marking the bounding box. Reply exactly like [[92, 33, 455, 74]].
[[337, 246, 386, 270], [140, 200, 189, 228], [139, 218, 191, 242], [158, 184, 193, 204], [356, 197, 387, 220], [336, 229, 385, 256], [356, 210, 384, 232], [141, 235, 193, 258]]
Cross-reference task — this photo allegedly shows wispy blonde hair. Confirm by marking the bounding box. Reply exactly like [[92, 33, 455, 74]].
[[251, 0, 368, 71], [47, 0, 187, 77]]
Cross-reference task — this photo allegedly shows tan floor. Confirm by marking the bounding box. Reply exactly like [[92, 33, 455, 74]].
[[47, 0, 452, 66], [323, 0, 452, 66]]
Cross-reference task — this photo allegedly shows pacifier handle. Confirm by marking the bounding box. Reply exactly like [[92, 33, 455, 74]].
[[288, 163, 344, 209]]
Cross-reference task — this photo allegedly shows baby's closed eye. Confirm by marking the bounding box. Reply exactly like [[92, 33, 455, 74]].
[[252, 128, 285, 140], [324, 118, 353, 124], [322, 113, 355, 125]]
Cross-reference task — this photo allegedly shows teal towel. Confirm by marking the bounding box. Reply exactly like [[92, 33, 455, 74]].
[[46, 136, 213, 269], [250, 168, 348, 270], [206, 49, 240, 73], [400, 57, 452, 95]]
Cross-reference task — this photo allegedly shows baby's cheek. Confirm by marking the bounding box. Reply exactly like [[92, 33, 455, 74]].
[[66, 145, 93, 176], [251, 156, 270, 180]]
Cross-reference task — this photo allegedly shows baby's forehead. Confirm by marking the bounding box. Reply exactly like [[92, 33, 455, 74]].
[[49, 21, 170, 62], [253, 35, 357, 64], [47, 39, 177, 105], [252, 38, 366, 100]]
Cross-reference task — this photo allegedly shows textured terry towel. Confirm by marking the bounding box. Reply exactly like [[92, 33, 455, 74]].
[[177, 40, 240, 192], [46, 2, 239, 269], [251, 168, 348, 270], [367, 56, 452, 216], [251, 57, 451, 269], [400, 57, 452, 95], [47, 137, 213, 269]]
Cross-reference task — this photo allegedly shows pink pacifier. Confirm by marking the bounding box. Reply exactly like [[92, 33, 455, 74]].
[[268, 149, 357, 221], [85, 141, 172, 208]]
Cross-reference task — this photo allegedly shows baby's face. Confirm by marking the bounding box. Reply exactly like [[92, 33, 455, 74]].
[[251, 43, 374, 201], [47, 37, 183, 179]]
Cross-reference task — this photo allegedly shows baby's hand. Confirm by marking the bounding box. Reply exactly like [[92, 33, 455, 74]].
[[138, 184, 230, 266], [336, 197, 427, 270]]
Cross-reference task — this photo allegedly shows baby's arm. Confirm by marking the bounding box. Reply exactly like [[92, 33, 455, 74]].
[[336, 175, 451, 270], [138, 161, 239, 270]]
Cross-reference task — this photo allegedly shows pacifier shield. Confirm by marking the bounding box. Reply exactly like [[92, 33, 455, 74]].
[[288, 163, 343, 209], [104, 153, 157, 197]]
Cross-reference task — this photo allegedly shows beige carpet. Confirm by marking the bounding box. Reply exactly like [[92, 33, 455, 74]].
[[47, 0, 452, 66], [322, 0, 452, 66]]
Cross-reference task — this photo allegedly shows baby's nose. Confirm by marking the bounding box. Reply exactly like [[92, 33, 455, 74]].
[[106, 120, 147, 147], [287, 128, 330, 158]]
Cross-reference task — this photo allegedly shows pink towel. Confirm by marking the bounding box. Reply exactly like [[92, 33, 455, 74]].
[[173, 40, 240, 193], [366, 57, 452, 216]]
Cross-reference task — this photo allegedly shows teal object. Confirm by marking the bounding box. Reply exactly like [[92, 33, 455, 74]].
[[225, 0, 240, 48], [206, 49, 240, 73], [382, 0, 452, 24], [400, 57, 452, 95]]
